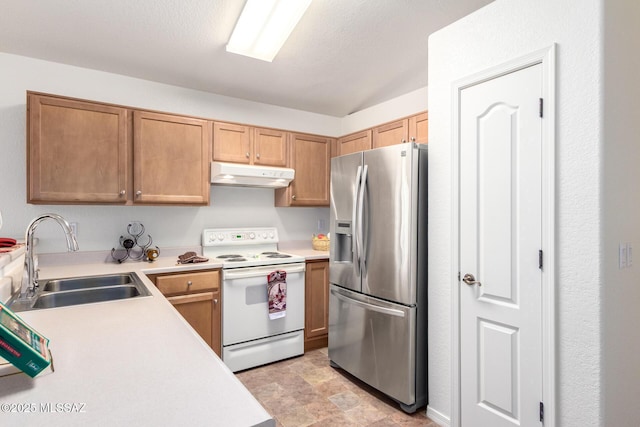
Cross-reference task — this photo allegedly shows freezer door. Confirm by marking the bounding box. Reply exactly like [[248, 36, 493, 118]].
[[328, 285, 417, 405], [329, 152, 363, 292], [362, 143, 420, 304]]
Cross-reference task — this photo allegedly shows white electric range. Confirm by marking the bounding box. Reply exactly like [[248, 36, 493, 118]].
[[202, 227, 306, 372]]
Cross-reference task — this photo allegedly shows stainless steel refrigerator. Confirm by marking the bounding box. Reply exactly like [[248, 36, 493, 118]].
[[328, 142, 428, 413]]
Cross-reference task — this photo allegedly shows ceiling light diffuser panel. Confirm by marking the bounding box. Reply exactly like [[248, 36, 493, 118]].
[[226, 0, 312, 62]]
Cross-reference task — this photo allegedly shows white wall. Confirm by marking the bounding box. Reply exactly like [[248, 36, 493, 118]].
[[341, 86, 428, 135], [428, 0, 603, 425], [0, 53, 340, 253], [602, 1, 640, 426]]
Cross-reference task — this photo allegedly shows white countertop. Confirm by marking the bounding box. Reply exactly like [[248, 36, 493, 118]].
[[0, 256, 273, 427], [279, 241, 329, 261]]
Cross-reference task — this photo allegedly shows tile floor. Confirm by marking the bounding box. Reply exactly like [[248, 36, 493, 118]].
[[235, 347, 437, 427]]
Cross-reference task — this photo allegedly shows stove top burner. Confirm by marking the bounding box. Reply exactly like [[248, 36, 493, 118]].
[[226, 257, 247, 262], [266, 254, 292, 259], [260, 252, 280, 255], [217, 254, 243, 259]]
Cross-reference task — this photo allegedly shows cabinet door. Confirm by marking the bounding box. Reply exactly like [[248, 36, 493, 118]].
[[253, 127, 287, 166], [275, 133, 331, 206], [372, 119, 409, 149], [408, 111, 428, 144], [133, 111, 210, 205], [305, 260, 329, 351], [336, 130, 372, 156], [212, 122, 252, 164], [28, 94, 129, 204], [167, 292, 221, 356]]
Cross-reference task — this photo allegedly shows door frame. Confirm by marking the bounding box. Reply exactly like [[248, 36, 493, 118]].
[[450, 45, 557, 427]]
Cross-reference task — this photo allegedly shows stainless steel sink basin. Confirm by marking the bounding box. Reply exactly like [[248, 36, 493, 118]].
[[42, 273, 133, 292], [10, 272, 151, 311], [32, 285, 143, 309]]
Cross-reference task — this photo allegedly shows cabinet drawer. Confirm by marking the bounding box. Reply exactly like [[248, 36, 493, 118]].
[[155, 270, 219, 295]]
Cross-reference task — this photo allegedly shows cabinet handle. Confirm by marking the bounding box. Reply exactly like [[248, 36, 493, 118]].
[[119, 190, 126, 197], [256, 153, 260, 159], [187, 280, 193, 287], [401, 139, 407, 143], [214, 299, 218, 305], [411, 137, 416, 142], [292, 195, 297, 201], [245, 152, 250, 158], [135, 190, 142, 198]]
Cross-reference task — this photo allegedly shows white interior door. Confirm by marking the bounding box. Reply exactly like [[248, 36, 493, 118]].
[[460, 63, 543, 427]]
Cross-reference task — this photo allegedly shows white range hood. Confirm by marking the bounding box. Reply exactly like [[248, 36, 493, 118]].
[[210, 162, 294, 188]]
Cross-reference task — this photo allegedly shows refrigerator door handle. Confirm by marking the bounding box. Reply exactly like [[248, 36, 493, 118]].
[[353, 165, 362, 276], [358, 164, 369, 276], [331, 288, 406, 318]]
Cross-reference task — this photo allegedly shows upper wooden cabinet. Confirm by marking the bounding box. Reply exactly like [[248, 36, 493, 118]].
[[213, 121, 287, 167], [27, 93, 210, 205], [372, 119, 409, 149], [408, 111, 428, 144], [275, 133, 332, 207], [372, 111, 428, 149], [337, 111, 429, 158], [253, 127, 288, 166], [133, 111, 210, 205], [28, 94, 130, 204], [336, 130, 372, 156]]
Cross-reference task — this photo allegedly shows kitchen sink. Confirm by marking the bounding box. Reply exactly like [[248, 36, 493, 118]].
[[32, 285, 144, 309], [10, 272, 151, 311], [42, 273, 134, 292]]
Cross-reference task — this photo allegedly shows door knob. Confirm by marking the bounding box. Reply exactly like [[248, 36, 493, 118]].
[[462, 273, 482, 286]]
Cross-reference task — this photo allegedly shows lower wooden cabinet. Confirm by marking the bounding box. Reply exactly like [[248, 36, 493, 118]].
[[147, 269, 221, 356], [304, 260, 329, 351]]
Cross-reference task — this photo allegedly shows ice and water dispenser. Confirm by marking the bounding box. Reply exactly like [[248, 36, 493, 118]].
[[333, 220, 353, 262]]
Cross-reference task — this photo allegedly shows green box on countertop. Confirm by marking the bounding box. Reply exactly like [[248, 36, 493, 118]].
[[0, 301, 51, 378]]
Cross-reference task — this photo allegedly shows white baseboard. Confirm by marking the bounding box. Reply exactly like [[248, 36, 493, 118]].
[[426, 406, 450, 427]]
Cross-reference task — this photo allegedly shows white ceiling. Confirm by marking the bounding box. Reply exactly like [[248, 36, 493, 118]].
[[0, 0, 492, 117]]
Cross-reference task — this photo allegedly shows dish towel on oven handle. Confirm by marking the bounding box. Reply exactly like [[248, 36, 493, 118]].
[[267, 270, 287, 320]]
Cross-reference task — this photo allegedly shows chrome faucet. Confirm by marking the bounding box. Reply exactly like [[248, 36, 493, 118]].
[[21, 213, 79, 298]]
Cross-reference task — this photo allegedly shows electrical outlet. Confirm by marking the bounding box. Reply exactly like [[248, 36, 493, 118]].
[[317, 219, 326, 232], [70, 222, 78, 237], [619, 243, 628, 269], [627, 243, 633, 267]]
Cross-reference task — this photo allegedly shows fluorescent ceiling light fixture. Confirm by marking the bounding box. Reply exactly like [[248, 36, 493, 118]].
[[226, 0, 312, 62]]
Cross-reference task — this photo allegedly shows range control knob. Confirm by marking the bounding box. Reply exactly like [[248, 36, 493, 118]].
[[262, 232, 267, 239], [249, 232, 256, 239], [218, 233, 224, 241], [269, 232, 275, 239]]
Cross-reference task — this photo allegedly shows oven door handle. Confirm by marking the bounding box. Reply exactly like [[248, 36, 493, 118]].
[[223, 263, 306, 280]]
